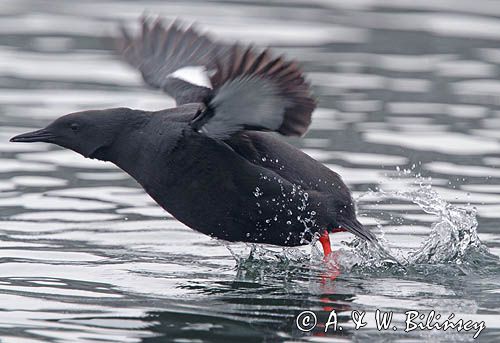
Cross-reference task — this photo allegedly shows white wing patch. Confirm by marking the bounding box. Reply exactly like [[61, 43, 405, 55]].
[[168, 66, 212, 88]]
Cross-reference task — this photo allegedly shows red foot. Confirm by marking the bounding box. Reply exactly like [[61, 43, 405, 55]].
[[319, 230, 342, 283], [319, 230, 332, 256], [320, 251, 342, 283]]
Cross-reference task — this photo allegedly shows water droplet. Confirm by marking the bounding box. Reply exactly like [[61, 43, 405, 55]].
[[253, 187, 263, 197]]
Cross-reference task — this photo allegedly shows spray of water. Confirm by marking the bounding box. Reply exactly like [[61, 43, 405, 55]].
[[339, 183, 493, 273], [227, 181, 496, 275]]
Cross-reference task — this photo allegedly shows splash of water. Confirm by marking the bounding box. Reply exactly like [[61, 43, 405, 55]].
[[338, 183, 495, 274], [389, 186, 483, 264], [227, 182, 496, 276]]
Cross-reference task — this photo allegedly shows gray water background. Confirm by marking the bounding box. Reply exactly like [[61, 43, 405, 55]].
[[1, 0, 500, 342]]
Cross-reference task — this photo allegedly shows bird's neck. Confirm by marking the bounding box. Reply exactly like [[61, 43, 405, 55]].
[[100, 132, 148, 179], [89, 114, 152, 176], [97, 114, 186, 186]]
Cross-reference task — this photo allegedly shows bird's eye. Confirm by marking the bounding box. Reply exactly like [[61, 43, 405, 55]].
[[70, 123, 80, 132]]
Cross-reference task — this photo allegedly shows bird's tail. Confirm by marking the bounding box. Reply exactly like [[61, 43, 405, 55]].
[[337, 217, 402, 265], [337, 217, 378, 243]]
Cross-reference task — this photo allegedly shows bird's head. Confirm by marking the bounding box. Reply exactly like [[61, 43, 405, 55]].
[[10, 107, 146, 160]]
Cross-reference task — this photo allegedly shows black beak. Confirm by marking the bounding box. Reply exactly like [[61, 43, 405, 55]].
[[10, 128, 55, 143]]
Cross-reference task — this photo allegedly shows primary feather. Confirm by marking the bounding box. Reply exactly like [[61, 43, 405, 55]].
[[118, 17, 316, 139]]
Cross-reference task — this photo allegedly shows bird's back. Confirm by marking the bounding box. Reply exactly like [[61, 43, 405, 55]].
[[116, 17, 375, 245], [226, 131, 352, 201], [129, 125, 329, 246]]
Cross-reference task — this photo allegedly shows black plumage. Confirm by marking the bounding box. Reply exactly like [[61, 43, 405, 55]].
[[11, 17, 377, 250]]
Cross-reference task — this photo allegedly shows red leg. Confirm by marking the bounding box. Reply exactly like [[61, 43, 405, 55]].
[[319, 230, 332, 256], [319, 230, 341, 283]]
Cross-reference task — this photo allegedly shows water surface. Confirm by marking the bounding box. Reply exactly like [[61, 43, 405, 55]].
[[1, 0, 500, 342]]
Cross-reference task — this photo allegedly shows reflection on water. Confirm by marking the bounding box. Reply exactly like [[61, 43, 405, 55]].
[[1, 0, 500, 342]]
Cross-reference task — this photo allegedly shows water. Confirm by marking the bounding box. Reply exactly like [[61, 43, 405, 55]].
[[1, 0, 500, 341]]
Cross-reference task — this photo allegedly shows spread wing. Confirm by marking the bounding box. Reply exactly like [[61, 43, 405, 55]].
[[118, 16, 316, 138], [118, 17, 228, 105], [190, 45, 316, 139]]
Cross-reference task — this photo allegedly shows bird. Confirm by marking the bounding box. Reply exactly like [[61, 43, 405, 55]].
[[10, 17, 377, 256]]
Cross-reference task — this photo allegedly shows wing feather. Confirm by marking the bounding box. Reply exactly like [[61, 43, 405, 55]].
[[118, 17, 223, 104], [193, 44, 316, 139], [118, 16, 316, 137]]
